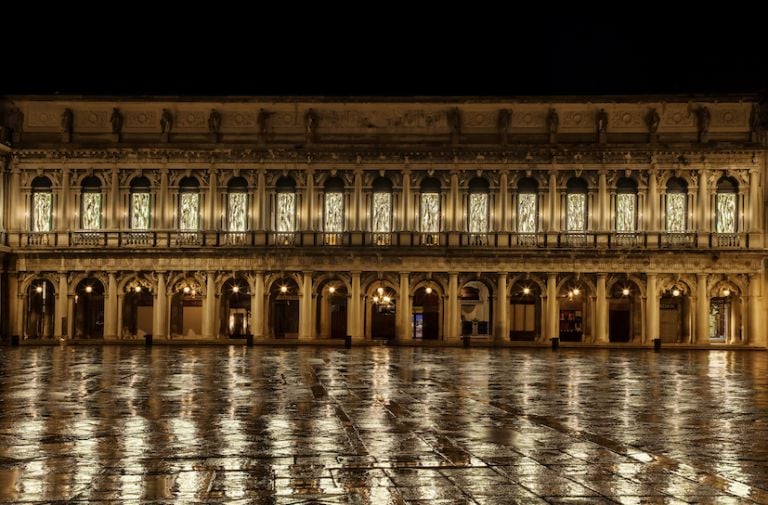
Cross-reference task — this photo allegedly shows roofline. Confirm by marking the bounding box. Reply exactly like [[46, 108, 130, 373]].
[[2, 93, 764, 103]]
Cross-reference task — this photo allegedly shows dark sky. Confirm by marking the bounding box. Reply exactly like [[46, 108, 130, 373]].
[[3, 13, 765, 97]]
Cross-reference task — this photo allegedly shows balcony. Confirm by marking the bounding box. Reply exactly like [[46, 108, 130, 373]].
[[559, 232, 594, 248], [271, 232, 297, 246], [611, 233, 641, 248], [710, 233, 741, 248], [175, 231, 203, 246], [70, 231, 106, 247], [660, 232, 696, 248]]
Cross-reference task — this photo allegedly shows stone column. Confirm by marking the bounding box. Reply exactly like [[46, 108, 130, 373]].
[[449, 171, 459, 231], [159, 168, 169, 230], [397, 272, 410, 340], [203, 271, 216, 338], [646, 274, 658, 342], [401, 170, 411, 231], [596, 274, 608, 342], [58, 167, 70, 231], [496, 273, 508, 343], [299, 271, 313, 339], [748, 274, 763, 346], [498, 171, 508, 232], [257, 170, 267, 230], [447, 272, 459, 341], [749, 169, 761, 246], [353, 170, 363, 231], [110, 166, 119, 229], [55, 272, 68, 338], [304, 170, 314, 231], [547, 273, 558, 340], [647, 171, 658, 231], [696, 273, 709, 344], [105, 272, 118, 339], [153, 272, 167, 338], [9, 167, 21, 231], [597, 170, 609, 232], [250, 272, 264, 338], [548, 171, 559, 232], [116, 293, 124, 339], [208, 168, 218, 230], [350, 272, 361, 339]]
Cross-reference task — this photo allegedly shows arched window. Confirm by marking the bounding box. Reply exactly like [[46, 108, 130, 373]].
[[517, 177, 538, 233], [566, 178, 588, 232], [615, 177, 638, 232], [715, 176, 738, 234], [371, 176, 392, 234], [468, 177, 489, 234], [666, 177, 687, 232], [227, 176, 248, 232], [324, 176, 344, 233], [31, 176, 53, 232], [130, 176, 151, 230], [275, 176, 296, 233], [420, 177, 441, 233], [178, 176, 200, 231], [81, 176, 102, 230]]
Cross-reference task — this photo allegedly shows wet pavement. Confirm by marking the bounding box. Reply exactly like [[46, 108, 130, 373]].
[[0, 347, 767, 504]]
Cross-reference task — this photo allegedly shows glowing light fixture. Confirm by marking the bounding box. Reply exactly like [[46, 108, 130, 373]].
[[722, 288, 730, 297], [85, 285, 93, 293], [622, 288, 630, 296], [134, 286, 141, 293], [672, 288, 681, 297], [522, 287, 531, 295], [35, 285, 43, 293], [232, 285, 240, 293], [425, 286, 433, 294], [280, 285, 288, 293], [183, 286, 191, 294], [572, 288, 580, 296], [328, 286, 336, 294]]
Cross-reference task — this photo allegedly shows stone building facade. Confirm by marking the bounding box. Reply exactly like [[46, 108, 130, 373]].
[[0, 96, 766, 346]]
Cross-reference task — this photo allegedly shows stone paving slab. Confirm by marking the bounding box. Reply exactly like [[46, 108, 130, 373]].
[[0, 346, 767, 503]]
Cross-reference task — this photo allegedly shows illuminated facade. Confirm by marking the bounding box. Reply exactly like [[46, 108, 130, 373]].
[[0, 96, 765, 346]]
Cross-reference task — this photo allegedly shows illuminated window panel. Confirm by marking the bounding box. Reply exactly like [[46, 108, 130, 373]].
[[421, 193, 440, 233], [517, 193, 537, 233], [130, 193, 150, 230], [324, 192, 343, 232], [716, 193, 736, 233], [616, 193, 636, 232], [179, 193, 199, 231], [81, 193, 102, 230], [228, 193, 247, 231], [666, 193, 686, 232], [372, 192, 391, 233], [277, 193, 295, 232], [33, 193, 52, 232], [566, 193, 586, 231], [469, 193, 488, 233]]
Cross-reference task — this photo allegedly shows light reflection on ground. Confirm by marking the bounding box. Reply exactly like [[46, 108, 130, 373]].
[[0, 346, 767, 504]]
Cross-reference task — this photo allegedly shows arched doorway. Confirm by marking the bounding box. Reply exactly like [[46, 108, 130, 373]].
[[122, 278, 153, 338], [460, 280, 493, 337], [413, 285, 440, 339], [709, 280, 741, 343], [170, 278, 203, 338], [74, 278, 105, 338], [317, 279, 348, 339], [659, 282, 692, 343], [268, 277, 300, 338], [25, 279, 55, 339], [368, 282, 396, 340], [508, 279, 541, 341], [558, 277, 592, 342], [608, 279, 642, 342], [220, 277, 251, 338]]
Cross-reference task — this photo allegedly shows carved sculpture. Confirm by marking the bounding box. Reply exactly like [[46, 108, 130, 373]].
[[160, 109, 173, 134], [110, 108, 123, 134], [207, 109, 222, 133]]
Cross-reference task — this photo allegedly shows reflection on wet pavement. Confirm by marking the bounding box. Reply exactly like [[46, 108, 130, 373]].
[[0, 346, 767, 504]]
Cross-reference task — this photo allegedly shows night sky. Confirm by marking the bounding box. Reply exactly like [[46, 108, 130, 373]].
[[3, 14, 765, 97]]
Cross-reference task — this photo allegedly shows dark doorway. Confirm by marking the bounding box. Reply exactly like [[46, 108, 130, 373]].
[[330, 295, 347, 338], [413, 288, 440, 339], [609, 309, 631, 342], [74, 279, 105, 338], [372, 303, 396, 340]]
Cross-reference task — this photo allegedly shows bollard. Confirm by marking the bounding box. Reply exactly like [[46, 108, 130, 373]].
[[246, 333, 254, 347], [11, 335, 19, 347], [344, 335, 352, 349], [145, 334, 153, 346], [653, 338, 661, 352], [462, 335, 471, 348], [550, 337, 559, 350]]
